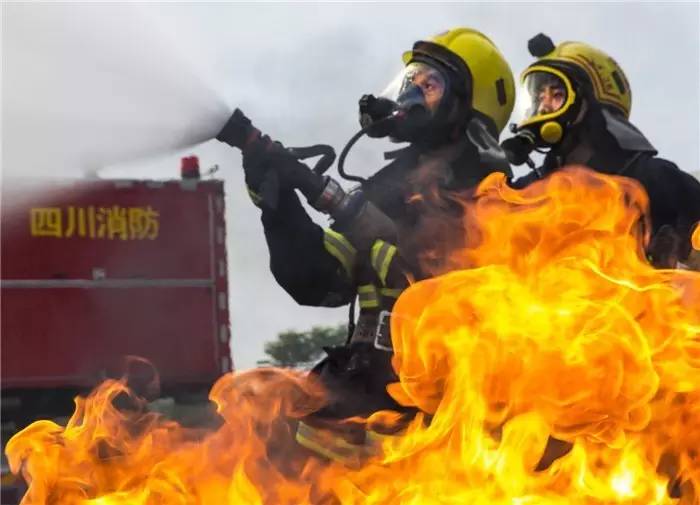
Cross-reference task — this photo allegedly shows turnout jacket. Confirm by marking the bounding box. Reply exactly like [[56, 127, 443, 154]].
[[262, 139, 508, 308]]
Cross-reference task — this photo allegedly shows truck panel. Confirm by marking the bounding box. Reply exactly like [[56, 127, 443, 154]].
[[1, 179, 221, 281], [1, 285, 229, 388], [1, 178, 231, 391]]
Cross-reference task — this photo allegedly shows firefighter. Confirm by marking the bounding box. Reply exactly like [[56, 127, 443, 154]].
[[503, 34, 700, 269], [218, 27, 515, 464]]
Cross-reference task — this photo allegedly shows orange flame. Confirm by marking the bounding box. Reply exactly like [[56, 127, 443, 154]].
[[7, 166, 700, 504], [692, 223, 700, 252]]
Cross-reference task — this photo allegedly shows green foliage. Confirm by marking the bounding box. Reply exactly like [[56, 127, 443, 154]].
[[257, 324, 347, 368]]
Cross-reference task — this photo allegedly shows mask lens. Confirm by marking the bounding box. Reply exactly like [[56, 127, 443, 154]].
[[381, 62, 446, 114], [400, 62, 446, 111], [523, 71, 568, 119]]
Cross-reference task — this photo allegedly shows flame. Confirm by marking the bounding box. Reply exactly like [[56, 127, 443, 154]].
[[7, 166, 700, 504]]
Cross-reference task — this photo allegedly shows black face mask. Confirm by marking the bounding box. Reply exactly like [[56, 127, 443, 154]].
[[358, 94, 398, 138], [358, 85, 431, 143], [391, 83, 433, 143], [358, 84, 455, 147]]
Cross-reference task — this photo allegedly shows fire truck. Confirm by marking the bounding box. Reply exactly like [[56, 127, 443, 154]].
[[1, 162, 231, 501]]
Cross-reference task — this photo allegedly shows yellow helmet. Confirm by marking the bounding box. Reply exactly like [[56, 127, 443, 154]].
[[514, 34, 632, 145], [528, 35, 631, 116], [402, 27, 515, 135]]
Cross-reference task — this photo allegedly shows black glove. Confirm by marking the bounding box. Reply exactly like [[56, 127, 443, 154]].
[[501, 134, 536, 167], [241, 136, 281, 190], [243, 141, 326, 208], [647, 224, 681, 268], [239, 136, 282, 208]]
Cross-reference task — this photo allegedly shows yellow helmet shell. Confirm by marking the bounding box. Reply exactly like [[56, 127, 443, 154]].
[[533, 41, 632, 118], [403, 28, 515, 134]]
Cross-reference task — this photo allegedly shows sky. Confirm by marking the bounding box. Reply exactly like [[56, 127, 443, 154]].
[[2, 2, 699, 369]]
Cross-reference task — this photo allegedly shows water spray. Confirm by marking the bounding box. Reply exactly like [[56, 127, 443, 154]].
[[3, 3, 234, 178]]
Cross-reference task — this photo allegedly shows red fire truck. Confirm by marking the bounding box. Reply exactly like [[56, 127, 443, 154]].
[[1, 172, 232, 499]]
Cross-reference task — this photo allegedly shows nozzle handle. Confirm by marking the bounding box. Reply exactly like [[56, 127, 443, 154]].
[[286, 144, 336, 175]]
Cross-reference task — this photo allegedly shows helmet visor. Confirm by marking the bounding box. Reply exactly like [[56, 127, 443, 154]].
[[381, 61, 447, 114], [515, 70, 571, 126]]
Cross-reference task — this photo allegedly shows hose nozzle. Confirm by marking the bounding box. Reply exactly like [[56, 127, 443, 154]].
[[216, 108, 260, 149]]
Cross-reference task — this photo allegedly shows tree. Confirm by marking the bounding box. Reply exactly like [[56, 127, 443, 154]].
[[257, 324, 348, 368]]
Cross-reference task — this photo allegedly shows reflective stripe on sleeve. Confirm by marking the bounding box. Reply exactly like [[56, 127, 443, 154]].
[[296, 421, 362, 468], [357, 284, 379, 309], [379, 287, 403, 298], [323, 228, 357, 277], [246, 187, 262, 206], [370, 239, 398, 286]]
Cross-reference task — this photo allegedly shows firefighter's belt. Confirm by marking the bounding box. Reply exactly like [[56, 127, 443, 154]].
[[374, 310, 392, 351], [349, 311, 393, 351]]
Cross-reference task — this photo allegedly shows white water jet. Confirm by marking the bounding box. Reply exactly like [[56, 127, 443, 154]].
[[2, 3, 232, 178]]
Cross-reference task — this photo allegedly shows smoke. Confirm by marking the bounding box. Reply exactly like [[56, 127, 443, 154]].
[[1, 3, 231, 178]]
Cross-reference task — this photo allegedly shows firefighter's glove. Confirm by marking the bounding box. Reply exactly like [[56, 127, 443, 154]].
[[241, 136, 281, 207], [647, 224, 681, 268], [242, 141, 325, 208]]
